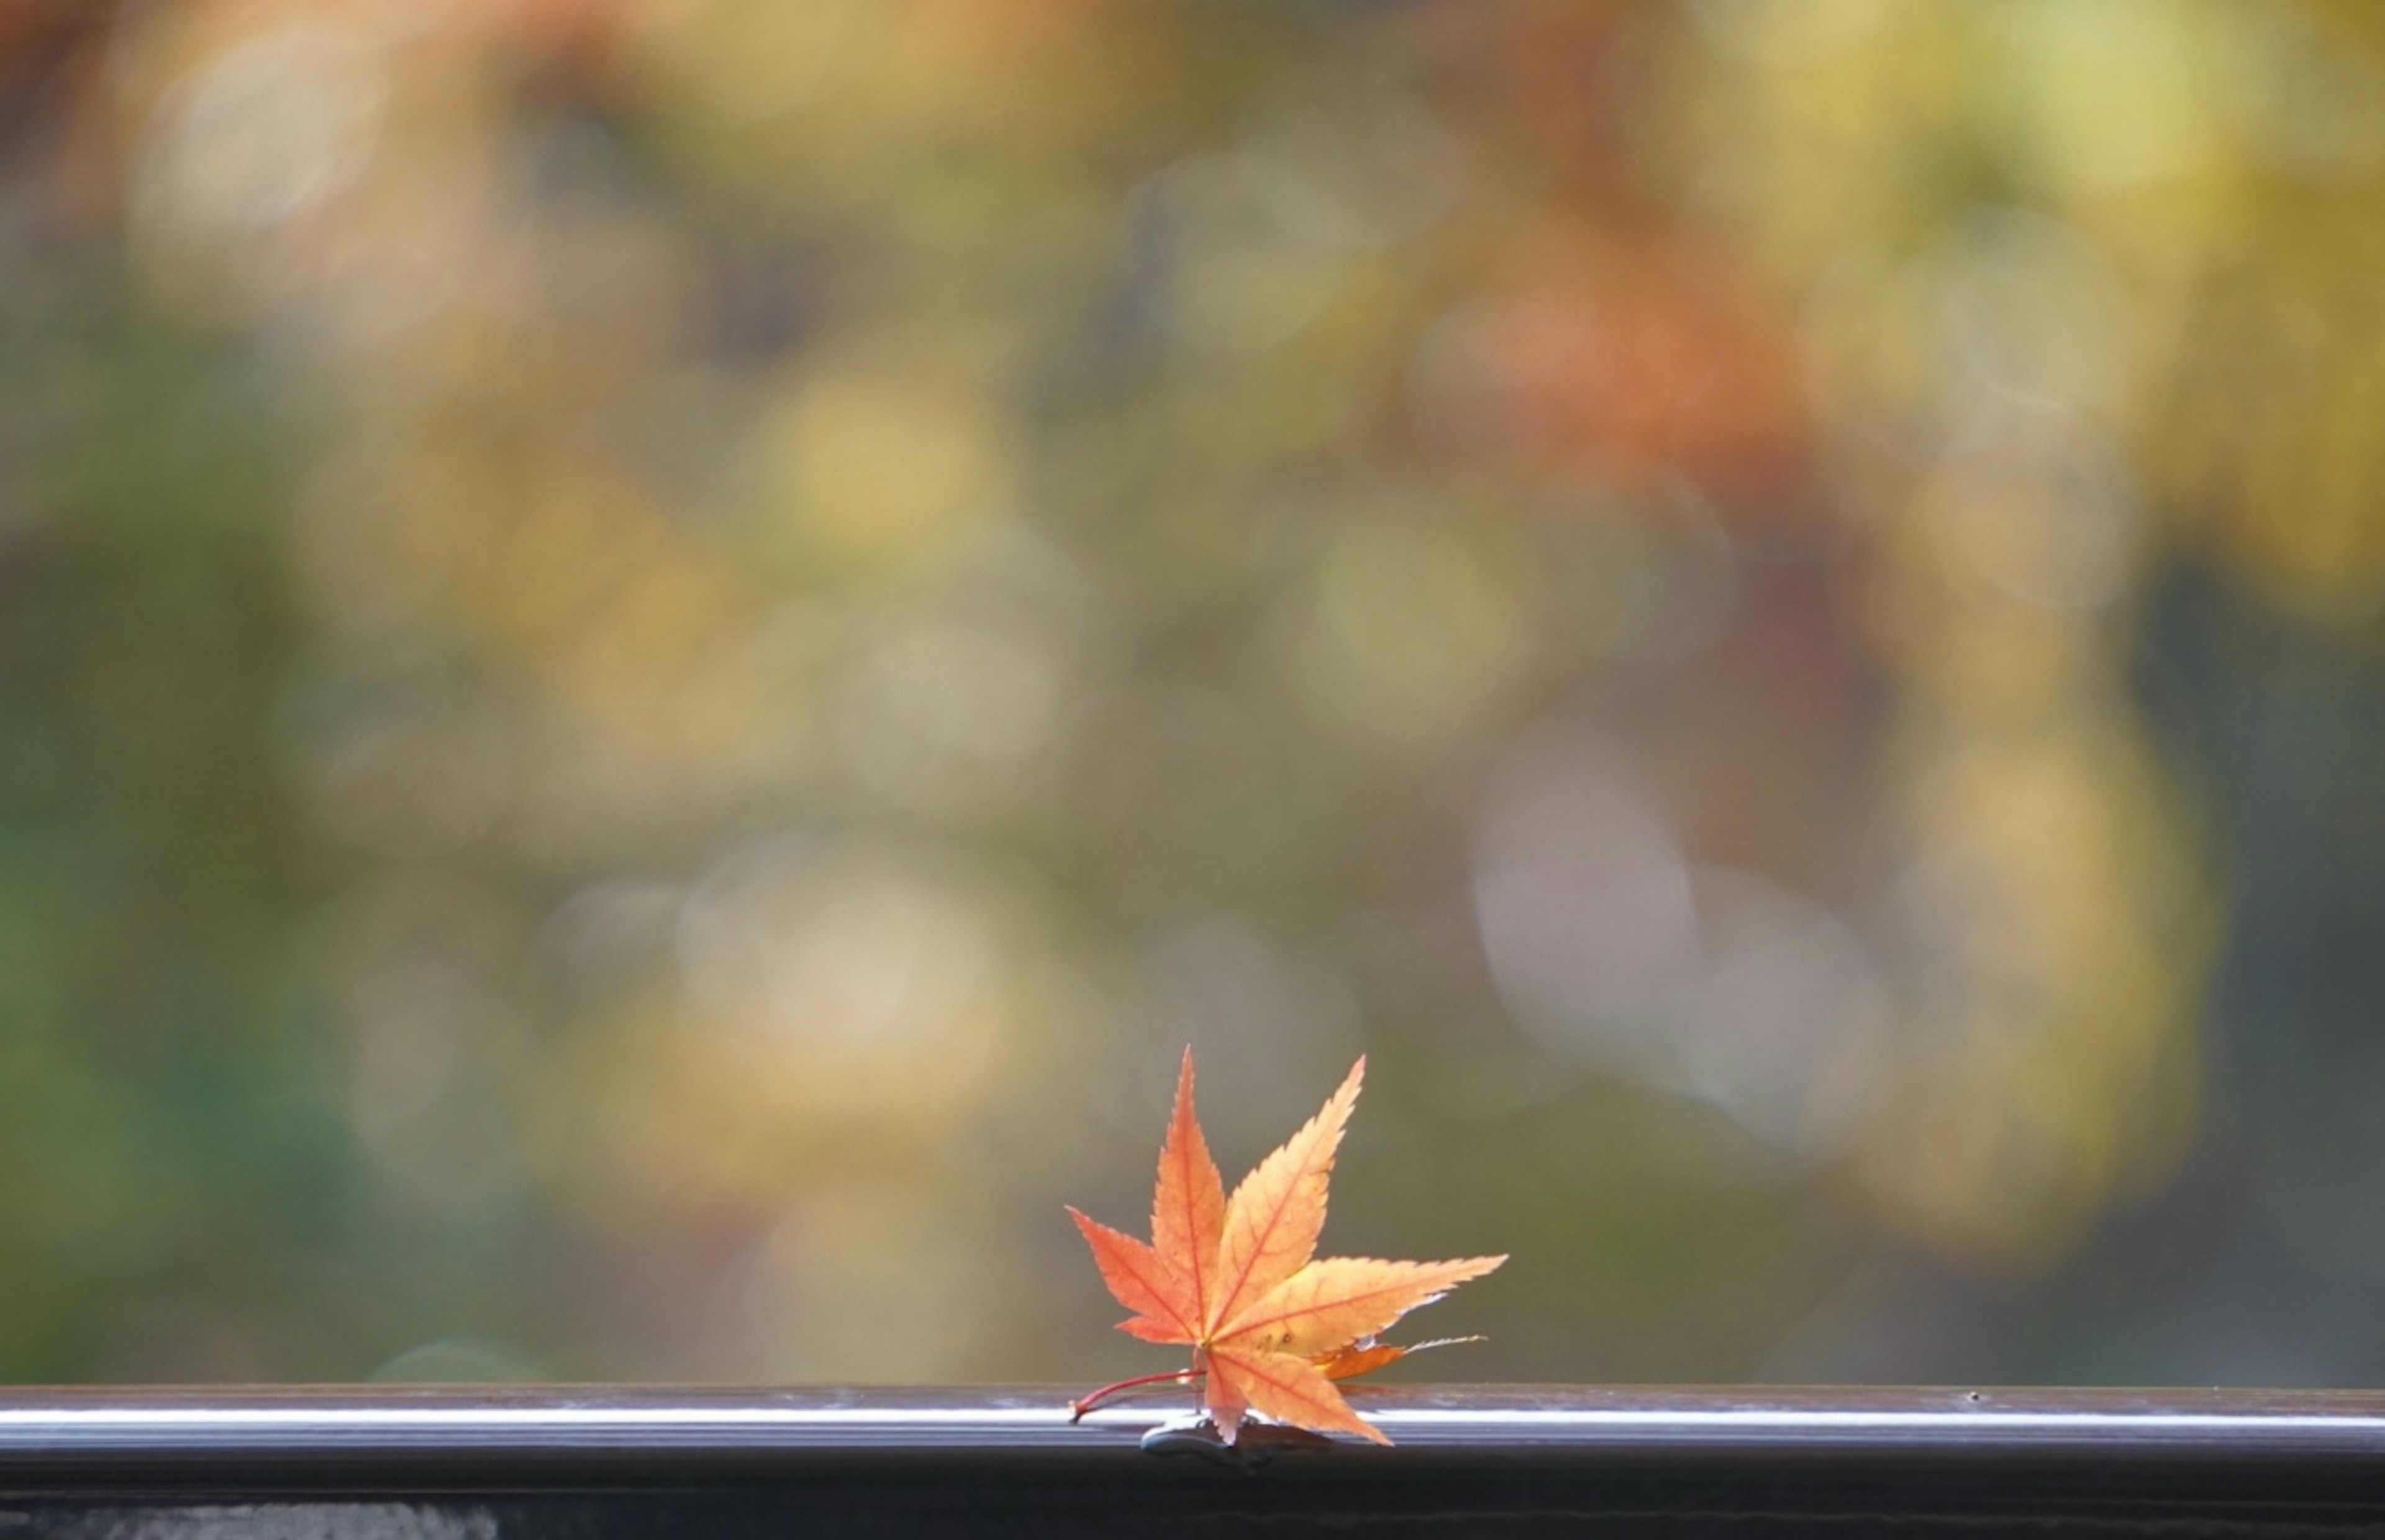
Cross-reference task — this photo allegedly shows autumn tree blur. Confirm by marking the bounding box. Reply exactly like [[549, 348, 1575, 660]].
[[2, 0, 2382, 1386]]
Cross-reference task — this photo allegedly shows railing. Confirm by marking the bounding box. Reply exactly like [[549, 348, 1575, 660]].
[[6, 1385, 2385, 1535]]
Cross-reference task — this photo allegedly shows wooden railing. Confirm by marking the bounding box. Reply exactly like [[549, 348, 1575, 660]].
[[6, 1384, 2385, 1535]]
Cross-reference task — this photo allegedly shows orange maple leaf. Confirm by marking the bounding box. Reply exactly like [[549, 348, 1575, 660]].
[[1068, 1050, 1504, 1446]]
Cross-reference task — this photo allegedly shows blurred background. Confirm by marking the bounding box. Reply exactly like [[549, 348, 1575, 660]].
[[1, 0, 2383, 1388]]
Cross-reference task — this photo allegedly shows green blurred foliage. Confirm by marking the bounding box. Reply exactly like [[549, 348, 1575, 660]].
[[0, 0, 2381, 1388]]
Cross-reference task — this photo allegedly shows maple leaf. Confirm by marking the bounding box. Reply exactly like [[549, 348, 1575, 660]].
[[1068, 1049, 1504, 1446]]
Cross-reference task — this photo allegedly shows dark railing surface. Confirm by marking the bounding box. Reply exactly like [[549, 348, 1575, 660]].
[[8, 1384, 2385, 1536]]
